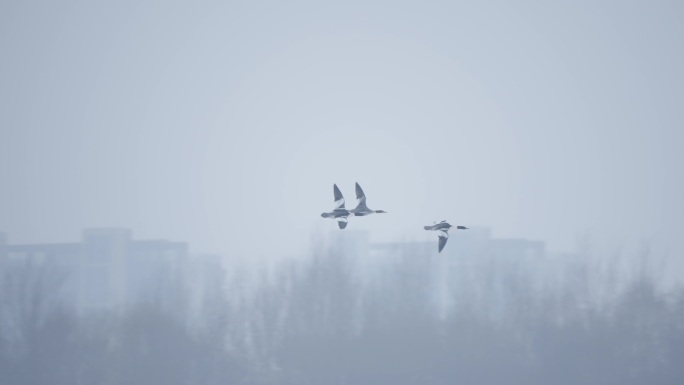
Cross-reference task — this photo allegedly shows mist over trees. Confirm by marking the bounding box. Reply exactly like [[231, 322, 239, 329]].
[[1, 234, 683, 384]]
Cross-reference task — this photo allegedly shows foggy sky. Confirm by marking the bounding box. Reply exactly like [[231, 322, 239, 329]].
[[1, 0, 683, 257]]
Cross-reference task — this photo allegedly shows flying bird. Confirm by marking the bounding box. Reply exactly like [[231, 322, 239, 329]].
[[350, 182, 387, 217], [320, 184, 351, 229], [423, 220, 468, 253]]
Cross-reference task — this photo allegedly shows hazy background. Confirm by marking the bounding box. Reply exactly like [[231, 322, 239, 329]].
[[1, 0, 682, 258]]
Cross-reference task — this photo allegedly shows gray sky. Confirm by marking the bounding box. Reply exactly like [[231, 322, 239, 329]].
[[1, 0, 683, 257]]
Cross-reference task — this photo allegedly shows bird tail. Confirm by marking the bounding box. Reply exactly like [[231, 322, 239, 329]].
[[423, 226, 431, 230]]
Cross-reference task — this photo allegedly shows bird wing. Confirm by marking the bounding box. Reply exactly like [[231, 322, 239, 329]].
[[336, 217, 348, 229], [438, 231, 449, 253], [352, 182, 369, 213], [355, 182, 367, 205], [333, 184, 345, 209]]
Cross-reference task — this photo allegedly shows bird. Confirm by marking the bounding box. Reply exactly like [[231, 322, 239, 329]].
[[350, 182, 387, 217], [320, 184, 351, 229], [423, 220, 468, 253]]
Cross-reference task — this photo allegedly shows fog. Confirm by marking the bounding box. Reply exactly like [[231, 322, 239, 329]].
[[1, 0, 683, 257], [1, 0, 684, 383], [2, 230, 684, 384]]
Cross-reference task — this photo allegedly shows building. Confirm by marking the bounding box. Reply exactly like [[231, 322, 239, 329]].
[[369, 227, 545, 259], [335, 227, 547, 319], [1, 228, 188, 314]]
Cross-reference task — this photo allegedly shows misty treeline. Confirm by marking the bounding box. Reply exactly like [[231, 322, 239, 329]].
[[1, 242, 683, 384]]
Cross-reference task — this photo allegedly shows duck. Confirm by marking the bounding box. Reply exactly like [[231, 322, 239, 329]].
[[350, 182, 387, 217], [423, 220, 468, 253], [320, 184, 351, 229]]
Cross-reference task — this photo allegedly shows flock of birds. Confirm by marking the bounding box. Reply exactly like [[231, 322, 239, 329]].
[[321, 183, 469, 253]]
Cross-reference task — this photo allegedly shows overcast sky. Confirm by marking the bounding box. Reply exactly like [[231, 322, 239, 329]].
[[1, 0, 682, 257]]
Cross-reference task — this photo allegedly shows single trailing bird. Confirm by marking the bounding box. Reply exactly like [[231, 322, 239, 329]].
[[320, 184, 351, 229], [350, 182, 387, 217], [423, 220, 468, 253]]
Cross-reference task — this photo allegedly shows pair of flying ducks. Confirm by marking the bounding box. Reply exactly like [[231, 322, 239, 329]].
[[321, 183, 468, 253], [320, 183, 386, 229]]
